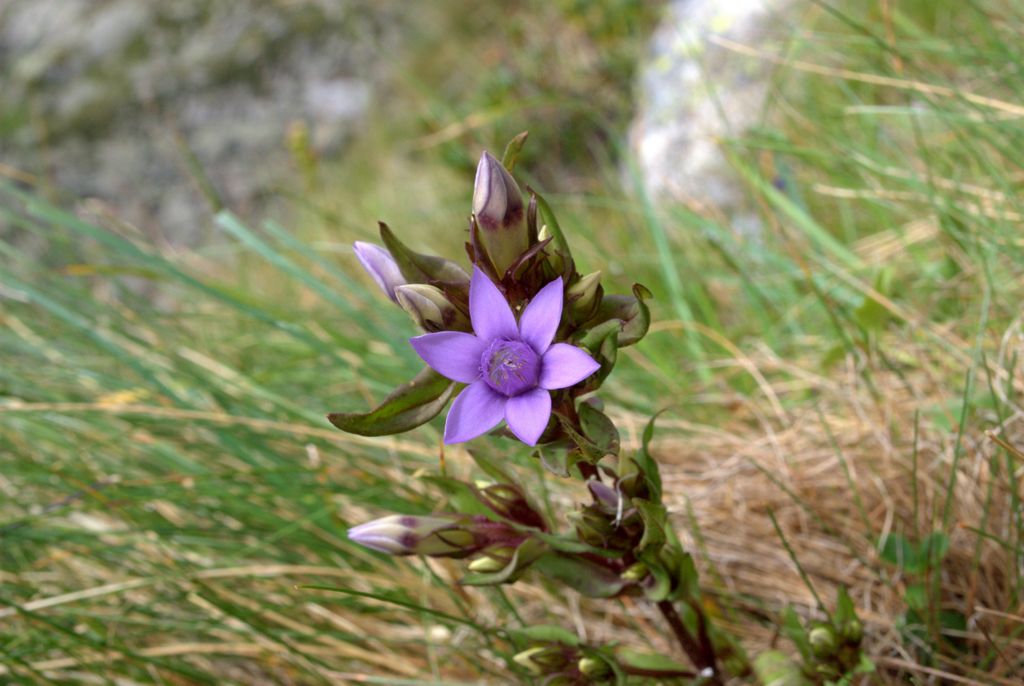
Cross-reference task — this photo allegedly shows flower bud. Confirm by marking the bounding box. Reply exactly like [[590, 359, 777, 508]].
[[620, 562, 649, 583], [476, 483, 546, 530], [395, 284, 468, 332], [809, 623, 838, 658], [467, 546, 515, 573], [577, 656, 612, 679], [838, 617, 863, 644], [472, 151, 527, 274], [353, 241, 406, 302], [347, 514, 481, 557], [587, 480, 619, 510], [568, 271, 602, 320], [513, 646, 569, 676]]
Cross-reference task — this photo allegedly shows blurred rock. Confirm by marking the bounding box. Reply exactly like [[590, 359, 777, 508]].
[[630, 0, 795, 235], [0, 0, 396, 246]]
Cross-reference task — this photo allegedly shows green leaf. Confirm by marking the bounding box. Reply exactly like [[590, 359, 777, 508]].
[[533, 191, 574, 277], [378, 222, 470, 292], [905, 583, 928, 612], [753, 650, 813, 686], [579, 321, 619, 392], [459, 538, 545, 586], [833, 586, 856, 625], [667, 550, 700, 602], [328, 367, 456, 436], [616, 648, 690, 674], [634, 412, 664, 502], [533, 552, 627, 598], [780, 606, 812, 662], [853, 268, 894, 332], [879, 531, 949, 574], [536, 443, 572, 477], [578, 402, 620, 456], [919, 531, 950, 569], [501, 131, 529, 171], [878, 533, 914, 569], [634, 499, 667, 556], [465, 449, 518, 487], [422, 476, 493, 518], [581, 283, 651, 348]]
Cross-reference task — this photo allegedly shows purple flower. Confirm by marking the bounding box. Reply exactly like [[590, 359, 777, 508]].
[[353, 241, 405, 302], [410, 267, 600, 446]]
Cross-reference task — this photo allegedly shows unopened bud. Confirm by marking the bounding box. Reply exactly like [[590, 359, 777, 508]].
[[621, 562, 649, 583], [353, 241, 405, 302], [395, 284, 467, 332], [347, 514, 479, 557], [587, 480, 619, 510], [568, 271, 602, 319], [513, 646, 568, 676], [472, 151, 527, 273], [477, 483, 546, 529], [838, 618, 863, 644], [578, 656, 612, 679], [809, 623, 838, 658], [467, 547, 514, 573]]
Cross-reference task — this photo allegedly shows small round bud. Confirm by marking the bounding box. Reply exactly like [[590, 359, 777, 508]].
[[577, 656, 612, 679], [621, 562, 649, 583], [809, 623, 838, 658], [839, 618, 863, 644]]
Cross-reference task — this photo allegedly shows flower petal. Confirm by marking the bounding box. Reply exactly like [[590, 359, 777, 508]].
[[518, 277, 563, 354], [469, 267, 517, 341], [504, 388, 552, 446], [539, 343, 601, 390], [353, 241, 405, 302], [444, 380, 507, 444], [409, 332, 485, 383]]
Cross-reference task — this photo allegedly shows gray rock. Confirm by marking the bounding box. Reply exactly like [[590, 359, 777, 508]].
[[630, 0, 796, 233], [0, 0, 398, 248]]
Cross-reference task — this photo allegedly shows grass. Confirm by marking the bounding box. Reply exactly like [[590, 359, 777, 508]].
[[2, 0, 1024, 683]]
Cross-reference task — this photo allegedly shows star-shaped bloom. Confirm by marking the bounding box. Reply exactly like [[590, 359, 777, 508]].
[[410, 268, 600, 446]]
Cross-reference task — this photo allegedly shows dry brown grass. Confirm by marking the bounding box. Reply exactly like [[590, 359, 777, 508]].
[[598, 336, 1024, 684]]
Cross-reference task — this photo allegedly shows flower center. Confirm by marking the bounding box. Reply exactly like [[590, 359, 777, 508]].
[[480, 339, 540, 397]]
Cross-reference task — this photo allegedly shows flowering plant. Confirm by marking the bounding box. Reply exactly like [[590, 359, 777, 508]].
[[331, 136, 863, 684]]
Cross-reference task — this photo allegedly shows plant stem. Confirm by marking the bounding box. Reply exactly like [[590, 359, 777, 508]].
[[656, 600, 722, 685], [621, 665, 696, 679]]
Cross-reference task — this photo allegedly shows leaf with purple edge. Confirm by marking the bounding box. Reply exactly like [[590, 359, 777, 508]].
[[327, 367, 456, 437]]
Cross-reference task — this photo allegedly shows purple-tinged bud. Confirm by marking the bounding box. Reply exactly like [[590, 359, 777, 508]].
[[347, 514, 480, 557], [395, 284, 468, 332], [587, 480, 619, 510], [353, 241, 406, 302], [475, 483, 547, 530], [472, 151, 527, 274]]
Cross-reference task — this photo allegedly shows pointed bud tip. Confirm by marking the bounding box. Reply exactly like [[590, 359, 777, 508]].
[[352, 241, 405, 302]]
